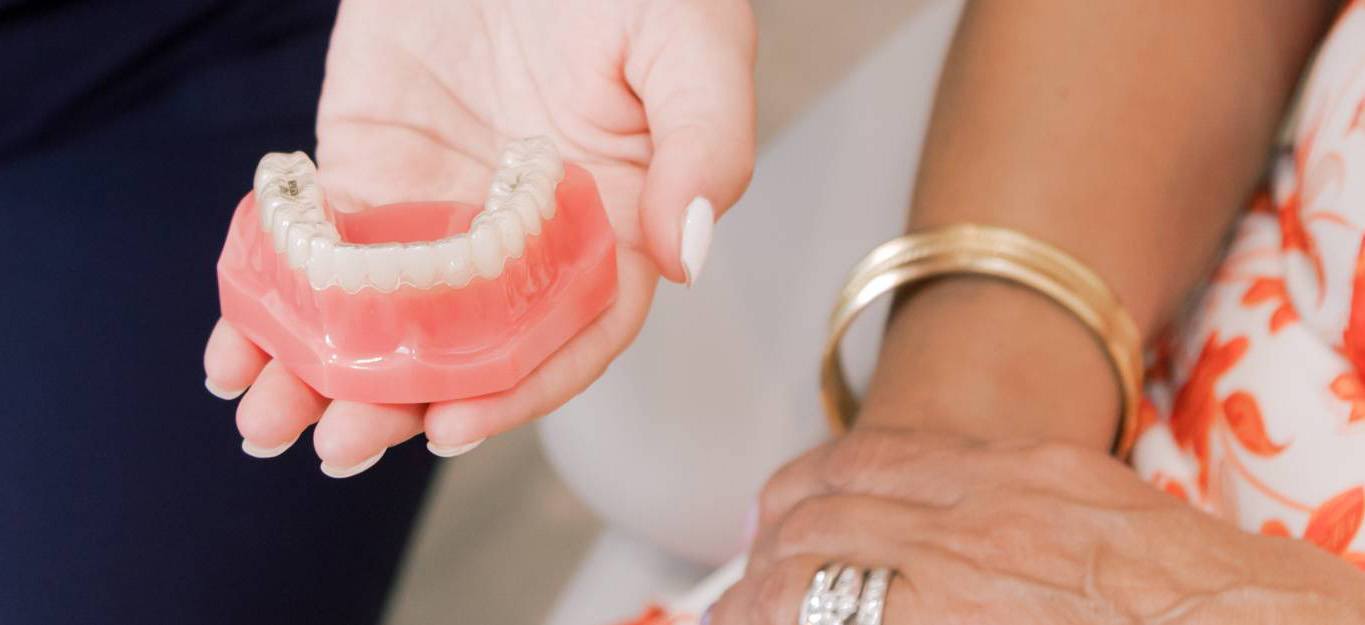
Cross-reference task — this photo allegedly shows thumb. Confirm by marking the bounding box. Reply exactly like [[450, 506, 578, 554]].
[[626, 0, 757, 285]]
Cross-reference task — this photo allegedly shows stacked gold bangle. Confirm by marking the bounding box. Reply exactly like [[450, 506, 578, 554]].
[[819, 224, 1144, 459]]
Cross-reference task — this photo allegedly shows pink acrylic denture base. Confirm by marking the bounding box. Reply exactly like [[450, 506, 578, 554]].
[[217, 164, 617, 404]]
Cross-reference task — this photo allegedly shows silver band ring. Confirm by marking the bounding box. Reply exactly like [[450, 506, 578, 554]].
[[799, 563, 864, 625], [799, 563, 895, 625], [854, 568, 892, 625], [798, 563, 837, 625]]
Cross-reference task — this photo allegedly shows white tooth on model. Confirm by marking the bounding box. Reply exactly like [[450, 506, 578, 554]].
[[364, 244, 403, 292], [287, 222, 339, 270], [490, 210, 525, 258], [470, 222, 506, 279], [251, 138, 564, 292], [524, 153, 564, 182], [435, 236, 473, 288], [270, 205, 305, 252], [307, 238, 336, 290], [399, 244, 438, 289], [486, 139, 561, 232], [272, 205, 324, 252], [487, 166, 523, 197], [535, 184, 556, 220], [254, 151, 313, 192], [285, 222, 318, 269], [333, 245, 367, 293], [501, 170, 555, 221], [291, 177, 322, 210], [256, 187, 280, 231], [263, 194, 322, 251], [254, 152, 322, 233], [523, 173, 556, 219], [257, 184, 306, 232], [499, 192, 542, 235], [263, 170, 320, 208], [489, 165, 554, 199]]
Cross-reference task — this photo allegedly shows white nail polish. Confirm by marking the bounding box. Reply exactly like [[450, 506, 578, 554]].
[[426, 438, 486, 458], [205, 378, 246, 401], [680, 197, 714, 286], [320, 450, 385, 479], [241, 436, 298, 459]]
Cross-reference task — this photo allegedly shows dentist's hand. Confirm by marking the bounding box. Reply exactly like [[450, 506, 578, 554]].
[[203, 0, 756, 476]]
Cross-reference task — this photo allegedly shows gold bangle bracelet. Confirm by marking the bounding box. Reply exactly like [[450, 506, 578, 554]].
[[819, 224, 1144, 459]]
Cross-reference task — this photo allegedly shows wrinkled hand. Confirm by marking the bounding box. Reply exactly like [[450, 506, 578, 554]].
[[203, 0, 756, 476], [712, 430, 1365, 624]]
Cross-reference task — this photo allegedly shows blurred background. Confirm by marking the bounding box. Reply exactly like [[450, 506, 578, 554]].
[[0, 1, 961, 623]]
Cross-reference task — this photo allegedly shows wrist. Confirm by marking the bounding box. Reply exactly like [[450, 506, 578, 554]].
[[856, 276, 1121, 450]]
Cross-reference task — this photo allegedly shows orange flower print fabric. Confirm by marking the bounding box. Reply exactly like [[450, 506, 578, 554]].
[[1136, 2, 1365, 570]]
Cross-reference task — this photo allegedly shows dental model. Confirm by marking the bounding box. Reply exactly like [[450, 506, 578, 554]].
[[216, 138, 617, 403]]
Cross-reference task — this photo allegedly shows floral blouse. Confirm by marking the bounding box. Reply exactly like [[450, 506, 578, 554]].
[[1137, 0, 1365, 570]]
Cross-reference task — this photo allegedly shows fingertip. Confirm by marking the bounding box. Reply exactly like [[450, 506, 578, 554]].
[[312, 401, 422, 469], [311, 401, 377, 466], [426, 437, 485, 458], [205, 377, 246, 401], [424, 398, 503, 448], [320, 450, 384, 479], [204, 319, 269, 394], [640, 132, 751, 284], [241, 435, 298, 459], [425, 387, 544, 451], [235, 361, 326, 451]]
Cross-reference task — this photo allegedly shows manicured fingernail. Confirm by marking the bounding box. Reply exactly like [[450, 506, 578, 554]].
[[680, 197, 714, 286], [742, 502, 759, 546], [205, 378, 246, 400], [241, 435, 297, 459], [320, 450, 384, 479], [700, 604, 714, 625], [426, 437, 486, 458]]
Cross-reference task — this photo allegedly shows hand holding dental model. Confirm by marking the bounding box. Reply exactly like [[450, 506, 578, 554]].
[[202, 0, 756, 476]]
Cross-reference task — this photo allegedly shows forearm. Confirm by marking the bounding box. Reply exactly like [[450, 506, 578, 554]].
[[859, 0, 1338, 447]]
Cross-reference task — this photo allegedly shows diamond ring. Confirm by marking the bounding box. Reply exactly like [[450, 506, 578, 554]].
[[798, 563, 895, 625], [854, 568, 892, 625], [798, 563, 863, 625]]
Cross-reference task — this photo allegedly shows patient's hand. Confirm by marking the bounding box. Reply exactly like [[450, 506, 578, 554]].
[[203, 0, 756, 476], [713, 430, 1365, 624]]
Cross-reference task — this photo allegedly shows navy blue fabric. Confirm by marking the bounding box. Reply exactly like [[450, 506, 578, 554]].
[[0, 3, 436, 624]]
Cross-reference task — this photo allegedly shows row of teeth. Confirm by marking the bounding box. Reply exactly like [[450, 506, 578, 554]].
[[252, 137, 564, 293]]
